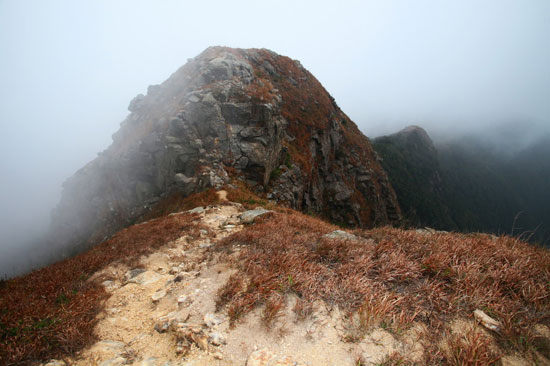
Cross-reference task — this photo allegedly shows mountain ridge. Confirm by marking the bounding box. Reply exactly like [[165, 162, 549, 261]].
[[51, 46, 400, 255], [373, 125, 550, 245]]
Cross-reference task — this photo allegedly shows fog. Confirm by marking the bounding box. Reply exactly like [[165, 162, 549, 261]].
[[1, 0, 549, 277]]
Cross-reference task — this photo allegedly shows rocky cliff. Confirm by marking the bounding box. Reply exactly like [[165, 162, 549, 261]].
[[51, 46, 401, 249], [372, 126, 454, 229]]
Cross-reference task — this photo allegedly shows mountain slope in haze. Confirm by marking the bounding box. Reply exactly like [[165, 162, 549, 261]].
[[373, 126, 550, 245], [50, 46, 401, 253], [371, 126, 455, 230]]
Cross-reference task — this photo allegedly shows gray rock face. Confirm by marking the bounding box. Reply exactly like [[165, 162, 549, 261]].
[[51, 47, 401, 250]]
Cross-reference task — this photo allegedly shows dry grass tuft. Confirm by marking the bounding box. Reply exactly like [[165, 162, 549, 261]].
[[262, 293, 286, 328], [215, 210, 550, 364], [0, 212, 201, 365], [445, 326, 502, 365], [225, 185, 272, 210], [373, 353, 417, 366]]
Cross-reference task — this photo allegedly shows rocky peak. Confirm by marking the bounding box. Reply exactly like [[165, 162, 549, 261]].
[[51, 46, 401, 249], [389, 125, 436, 153]]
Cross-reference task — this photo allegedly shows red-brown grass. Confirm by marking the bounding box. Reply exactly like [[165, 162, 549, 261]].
[[262, 293, 285, 328], [225, 185, 275, 210], [215, 210, 550, 364], [141, 189, 221, 221], [365, 352, 417, 366], [446, 326, 502, 366], [0, 212, 201, 365]]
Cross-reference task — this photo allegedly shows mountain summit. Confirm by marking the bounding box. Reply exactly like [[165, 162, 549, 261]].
[[51, 47, 400, 249]]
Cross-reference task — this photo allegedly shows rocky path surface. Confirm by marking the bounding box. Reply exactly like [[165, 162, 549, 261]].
[[42, 199, 541, 366]]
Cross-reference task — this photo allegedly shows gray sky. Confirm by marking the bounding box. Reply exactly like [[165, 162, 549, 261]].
[[0, 0, 549, 273]]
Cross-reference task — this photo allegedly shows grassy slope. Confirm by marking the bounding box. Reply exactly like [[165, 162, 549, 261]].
[[216, 211, 550, 364], [1, 190, 549, 365], [0, 211, 203, 365]]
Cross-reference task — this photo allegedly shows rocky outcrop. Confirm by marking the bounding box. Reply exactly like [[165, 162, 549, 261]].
[[51, 46, 400, 249]]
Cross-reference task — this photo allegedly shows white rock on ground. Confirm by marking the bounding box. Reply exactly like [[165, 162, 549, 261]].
[[151, 289, 167, 302], [43, 361, 66, 366], [239, 207, 272, 223], [474, 309, 502, 332]]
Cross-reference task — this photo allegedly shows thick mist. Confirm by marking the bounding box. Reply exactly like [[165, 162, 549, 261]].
[[1, 0, 549, 278]]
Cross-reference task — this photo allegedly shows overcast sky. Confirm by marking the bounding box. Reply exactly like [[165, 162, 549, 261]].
[[0, 0, 549, 273]]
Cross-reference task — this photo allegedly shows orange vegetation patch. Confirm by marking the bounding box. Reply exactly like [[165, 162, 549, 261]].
[[224, 184, 277, 210], [141, 189, 221, 221], [215, 211, 550, 363], [245, 50, 334, 176], [0, 212, 202, 365]]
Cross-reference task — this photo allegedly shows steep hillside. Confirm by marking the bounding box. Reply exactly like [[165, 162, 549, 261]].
[[372, 126, 455, 229], [51, 46, 400, 253], [373, 127, 549, 245]]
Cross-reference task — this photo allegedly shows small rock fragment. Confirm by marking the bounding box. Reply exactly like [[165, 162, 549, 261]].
[[44, 361, 66, 366], [209, 331, 227, 346], [192, 332, 209, 350], [173, 324, 210, 352], [246, 349, 304, 366], [94, 339, 125, 352], [199, 241, 212, 249], [323, 230, 361, 241], [138, 357, 159, 366], [177, 295, 189, 308], [101, 280, 114, 288], [155, 310, 190, 333], [152, 289, 167, 303], [99, 357, 127, 366], [222, 216, 240, 226], [127, 271, 162, 285], [203, 313, 224, 327], [474, 309, 501, 332], [126, 268, 146, 280], [188, 206, 205, 214]]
